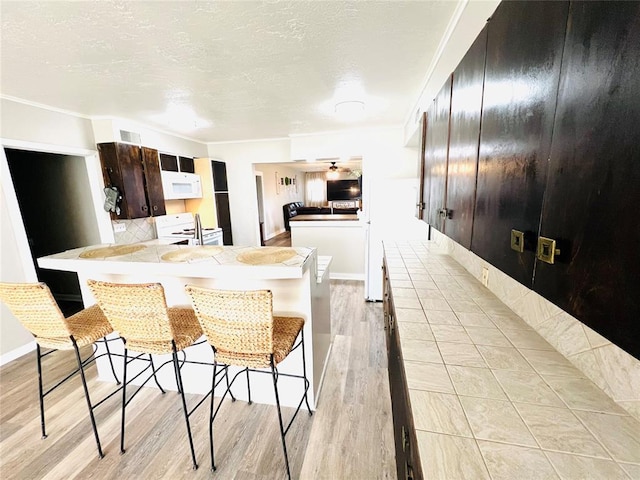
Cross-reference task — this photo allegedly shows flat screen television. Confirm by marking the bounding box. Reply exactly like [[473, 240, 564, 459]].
[[327, 179, 361, 200]]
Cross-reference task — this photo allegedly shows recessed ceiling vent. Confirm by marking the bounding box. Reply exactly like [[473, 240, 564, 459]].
[[119, 129, 141, 145]]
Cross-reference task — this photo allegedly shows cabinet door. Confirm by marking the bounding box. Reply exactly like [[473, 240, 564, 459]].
[[471, 0, 568, 286], [215, 192, 233, 245], [534, 1, 640, 360], [99, 143, 148, 219], [425, 76, 453, 230], [179, 156, 195, 173], [212, 160, 228, 192], [445, 26, 487, 249], [141, 147, 166, 216]]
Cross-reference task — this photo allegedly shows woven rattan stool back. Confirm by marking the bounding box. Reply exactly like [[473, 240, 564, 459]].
[[87, 280, 173, 344], [0, 282, 70, 340], [185, 287, 274, 357]]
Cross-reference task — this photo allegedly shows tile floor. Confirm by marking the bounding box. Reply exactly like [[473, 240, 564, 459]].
[[385, 241, 640, 480]]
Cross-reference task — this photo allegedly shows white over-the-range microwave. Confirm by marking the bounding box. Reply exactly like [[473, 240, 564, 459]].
[[161, 171, 202, 200]]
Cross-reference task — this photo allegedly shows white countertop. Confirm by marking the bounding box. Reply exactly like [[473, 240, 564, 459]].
[[38, 243, 316, 280]]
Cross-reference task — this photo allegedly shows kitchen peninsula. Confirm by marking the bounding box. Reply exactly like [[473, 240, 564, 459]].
[[290, 214, 365, 280], [38, 243, 332, 409]]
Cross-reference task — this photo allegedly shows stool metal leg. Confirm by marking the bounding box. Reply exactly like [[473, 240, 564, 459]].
[[72, 337, 104, 459], [149, 354, 166, 394], [209, 356, 218, 472], [36, 344, 47, 440], [300, 330, 312, 415], [246, 368, 252, 405], [270, 356, 291, 480], [103, 338, 121, 385], [172, 342, 198, 470], [120, 344, 128, 454]]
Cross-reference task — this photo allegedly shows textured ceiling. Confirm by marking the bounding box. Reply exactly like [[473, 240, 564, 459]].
[[1, 1, 459, 143]]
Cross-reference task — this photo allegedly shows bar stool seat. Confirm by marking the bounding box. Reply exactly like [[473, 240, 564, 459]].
[[0, 282, 121, 459]]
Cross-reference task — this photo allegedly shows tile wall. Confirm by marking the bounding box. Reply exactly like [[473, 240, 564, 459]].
[[112, 218, 155, 245], [430, 228, 640, 422]]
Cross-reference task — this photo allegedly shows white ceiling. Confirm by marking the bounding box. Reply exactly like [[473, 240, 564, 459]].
[[1, 1, 461, 143]]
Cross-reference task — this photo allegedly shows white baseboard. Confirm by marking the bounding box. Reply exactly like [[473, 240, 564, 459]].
[[329, 273, 365, 281], [266, 228, 286, 240], [0, 340, 36, 366]]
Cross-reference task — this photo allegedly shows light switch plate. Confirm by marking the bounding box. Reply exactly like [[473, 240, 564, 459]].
[[113, 223, 126, 233]]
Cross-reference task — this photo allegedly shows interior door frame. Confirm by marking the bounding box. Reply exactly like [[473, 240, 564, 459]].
[[1, 138, 113, 283]]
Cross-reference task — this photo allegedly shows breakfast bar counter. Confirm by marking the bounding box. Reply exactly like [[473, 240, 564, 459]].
[[38, 244, 333, 409]]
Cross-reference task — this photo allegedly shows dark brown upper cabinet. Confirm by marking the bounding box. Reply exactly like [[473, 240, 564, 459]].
[[444, 26, 488, 249], [98, 142, 166, 219], [534, 1, 640, 359], [470, 0, 569, 287], [425, 75, 453, 230], [416, 112, 428, 221]]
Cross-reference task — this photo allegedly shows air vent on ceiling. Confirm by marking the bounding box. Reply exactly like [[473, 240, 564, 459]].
[[119, 129, 141, 145]]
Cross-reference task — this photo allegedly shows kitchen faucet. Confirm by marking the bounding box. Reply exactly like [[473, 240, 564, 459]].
[[194, 213, 204, 246]]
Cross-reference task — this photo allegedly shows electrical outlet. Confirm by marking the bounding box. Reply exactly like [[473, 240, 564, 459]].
[[481, 267, 489, 287], [113, 223, 127, 233]]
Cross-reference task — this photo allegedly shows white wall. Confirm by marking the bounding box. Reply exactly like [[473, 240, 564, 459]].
[[253, 163, 304, 239], [207, 139, 291, 246]]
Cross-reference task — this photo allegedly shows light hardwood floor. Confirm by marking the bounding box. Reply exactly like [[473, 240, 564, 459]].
[[0, 281, 395, 480]]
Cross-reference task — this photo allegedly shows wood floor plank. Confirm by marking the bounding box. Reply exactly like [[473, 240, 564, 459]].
[[0, 281, 396, 479]]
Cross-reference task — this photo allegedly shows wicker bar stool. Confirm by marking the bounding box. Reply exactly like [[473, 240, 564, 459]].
[[185, 286, 312, 479], [0, 282, 121, 458], [86, 279, 204, 470]]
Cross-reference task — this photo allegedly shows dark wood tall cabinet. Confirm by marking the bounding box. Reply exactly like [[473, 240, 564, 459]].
[[419, 0, 640, 360], [424, 75, 453, 230], [444, 26, 487, 249], [211, 160, 233, 245], [471, 0, 569, 286], [533, 1, 640, 358], [97, 142, 166, 219]]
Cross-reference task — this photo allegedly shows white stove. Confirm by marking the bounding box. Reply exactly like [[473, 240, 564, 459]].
[[155, 213, 223, 246]]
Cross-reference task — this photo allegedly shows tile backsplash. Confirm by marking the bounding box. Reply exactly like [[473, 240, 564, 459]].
[[430, 228, 640, 422], [112, 218, 155, 244]]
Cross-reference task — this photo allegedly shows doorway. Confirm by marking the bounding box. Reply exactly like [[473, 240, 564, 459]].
[[4, 148, 102, 314], [255, 173, 265, 246]]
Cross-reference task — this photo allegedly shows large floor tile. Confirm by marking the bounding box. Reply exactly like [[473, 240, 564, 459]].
[[409, 390, 472, 437], [393, 296, 422, 309], [545, 452, 630, 480], [392, 287, 418, 299], [620, 462, 640, 479], [416, 431, 490, 480], [446, 365, 507, 400], [515, 403, 610, 458], [404, 361, 454, 393], [476, 345, 534, 371], [438, 342, 487, 368], [574, 411, 640, 463], [459, 397, 537, 446], [493, 370, 564, 407], [399, 338, 443, 364], [542, 375, 628, 415], [477, 441, 559, 480]]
